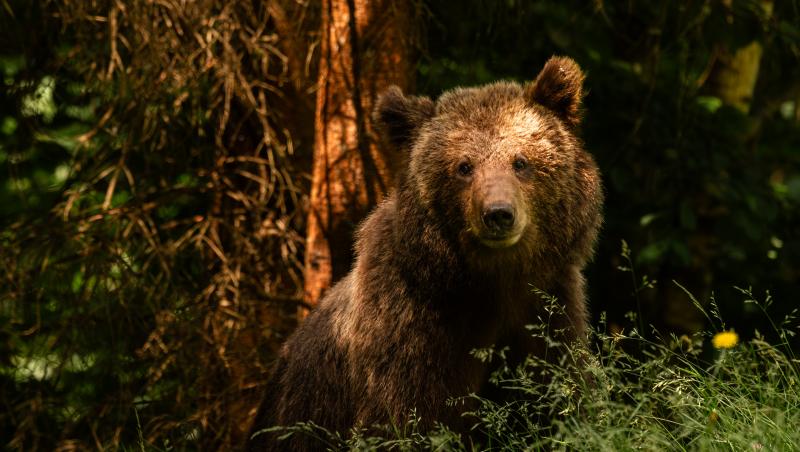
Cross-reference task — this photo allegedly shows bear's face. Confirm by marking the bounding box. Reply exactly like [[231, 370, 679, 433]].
[[376, 56, 589, 256]]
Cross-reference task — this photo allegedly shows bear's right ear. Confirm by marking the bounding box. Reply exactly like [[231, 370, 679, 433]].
[[374, 86, 435, 150]]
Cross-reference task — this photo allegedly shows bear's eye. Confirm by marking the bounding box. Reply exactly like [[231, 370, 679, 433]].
[[457, 161, 473, 177], [513, 158, 527, 171]]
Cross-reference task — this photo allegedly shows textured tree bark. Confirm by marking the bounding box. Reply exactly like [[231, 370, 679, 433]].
[[302, 0, 415, 315]]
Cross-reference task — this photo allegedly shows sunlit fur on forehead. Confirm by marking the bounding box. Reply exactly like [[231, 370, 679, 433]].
[[435, 81, 527, 126], [440, 111, 548, 167], [431, 84, 562, 164]]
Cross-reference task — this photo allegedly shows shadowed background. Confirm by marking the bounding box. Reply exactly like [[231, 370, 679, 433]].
[[1, 0, 798, 449]]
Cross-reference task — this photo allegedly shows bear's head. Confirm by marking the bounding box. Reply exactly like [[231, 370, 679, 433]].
[[375, 56, 601, 265]]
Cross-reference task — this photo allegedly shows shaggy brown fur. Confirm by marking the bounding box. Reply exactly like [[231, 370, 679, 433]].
[[248, 56, 603, 450]]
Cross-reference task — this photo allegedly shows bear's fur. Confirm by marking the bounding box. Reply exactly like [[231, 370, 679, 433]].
[[248, 56, 603, 450]]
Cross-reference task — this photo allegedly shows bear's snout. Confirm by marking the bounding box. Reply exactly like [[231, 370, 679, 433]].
[[482, 203, 515, 232], [469, 172, 528, 248]]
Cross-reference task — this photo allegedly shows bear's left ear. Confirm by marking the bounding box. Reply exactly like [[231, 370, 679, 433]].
[[525, 56, 585, 128], [373, 86, 435, 151]]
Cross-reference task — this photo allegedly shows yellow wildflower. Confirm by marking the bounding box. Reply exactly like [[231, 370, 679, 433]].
[[712, 330, 739, 349]]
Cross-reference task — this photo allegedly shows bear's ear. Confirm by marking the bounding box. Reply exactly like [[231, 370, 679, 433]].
[[525, 56, 585, 128], [373, 86, 435, 150]]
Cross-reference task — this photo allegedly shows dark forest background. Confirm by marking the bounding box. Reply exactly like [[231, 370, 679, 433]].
[[1, 0, 799, 450]]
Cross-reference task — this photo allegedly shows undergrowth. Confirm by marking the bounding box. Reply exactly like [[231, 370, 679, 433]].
[[260, 286, 800, 451]]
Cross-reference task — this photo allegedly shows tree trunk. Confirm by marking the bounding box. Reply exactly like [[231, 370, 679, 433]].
[[302, 0, 415, 315]]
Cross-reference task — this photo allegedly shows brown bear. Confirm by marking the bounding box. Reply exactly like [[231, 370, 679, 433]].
[[248, 56, 603, 450]]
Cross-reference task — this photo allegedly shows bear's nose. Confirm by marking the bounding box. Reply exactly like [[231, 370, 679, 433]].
[[482, 203, 515, 232]]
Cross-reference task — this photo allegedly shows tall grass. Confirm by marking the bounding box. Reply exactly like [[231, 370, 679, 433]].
[[261, 287, 800, 451]]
